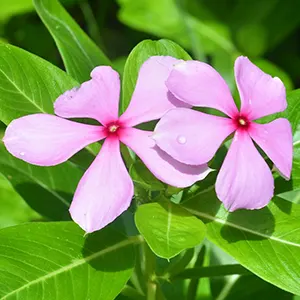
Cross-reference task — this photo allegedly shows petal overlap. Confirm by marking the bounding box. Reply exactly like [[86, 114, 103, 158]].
[[166, 60, 239, 117], [154, 108, 236, 165], [119, 56, 189, 127], [119, 127, 212, 188]]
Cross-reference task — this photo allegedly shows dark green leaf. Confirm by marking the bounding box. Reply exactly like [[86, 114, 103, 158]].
[[34, 0, 110, 82]]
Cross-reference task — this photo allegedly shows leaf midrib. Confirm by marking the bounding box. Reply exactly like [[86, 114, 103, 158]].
[[0, 237, 140, 300], [186, 208, 300, 248], [0, 68, 46, 114]]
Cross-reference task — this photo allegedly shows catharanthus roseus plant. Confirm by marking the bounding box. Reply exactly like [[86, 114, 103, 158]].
[[154, 56, 293, 211], [3, 56, 210, 233]]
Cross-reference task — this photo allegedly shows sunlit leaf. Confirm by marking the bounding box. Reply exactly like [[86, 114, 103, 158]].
[[135, 200, 206, 259], [182, 190, 300, 295], [0, 222, 137, 300]]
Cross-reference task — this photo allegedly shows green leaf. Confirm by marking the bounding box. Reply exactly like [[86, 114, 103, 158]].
[[117, 0, 235, 56], [121, 39, 191, 113], [34, 0, 110, 83], [182, 190, 300, 295], [0, 141, 82, 221], [130, 160, 164, 191], [0, 174, 40, 229], [0, 222, 137, 299], [0, 44, 85, 220], [0, 0, 82, 22], [135, 201, 206, 259], [0, 43, 78, 124]]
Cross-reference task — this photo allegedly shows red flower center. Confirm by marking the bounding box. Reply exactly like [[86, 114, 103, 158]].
[[105, 121, 122, 137], [234, 115, 250, 130]]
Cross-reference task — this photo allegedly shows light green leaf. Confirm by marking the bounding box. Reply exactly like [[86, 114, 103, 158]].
[[34, 0, 110, 83], [182, 190, 300, 295], [0, 222, 137, 300], [0, 43, 78, 124], [121, 39, 191, 113], [135, 201, 206, 259]]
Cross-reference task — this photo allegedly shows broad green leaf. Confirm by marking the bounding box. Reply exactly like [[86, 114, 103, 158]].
[[34, 0, 110, 83], [121, 39, 191, 113], [0, 141, 82, 220], [0, 222, 137, 300], [182, 190, 300, 295], [135, 201, 206, 259], [0, 44, 85, 219], [0, 43, 78, 124], [117, 0, 235, 56], [0, 174, 40, 229]]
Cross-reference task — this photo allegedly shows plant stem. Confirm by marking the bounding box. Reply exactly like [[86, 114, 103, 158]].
[[121, 285, 145, 300], [187, 246, 206, 300], [171, 264, 250, 280], [215, 275, 240, 300]]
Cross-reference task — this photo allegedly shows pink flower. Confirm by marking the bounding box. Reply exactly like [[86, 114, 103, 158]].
[[153, 56, 293, 211], [3, 56, 211, 233]]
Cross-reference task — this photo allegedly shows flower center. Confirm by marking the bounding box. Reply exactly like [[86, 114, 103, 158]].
[[234, 115, 250, 130], [105, 121, 122, 137], [108, 124, 119, 133]]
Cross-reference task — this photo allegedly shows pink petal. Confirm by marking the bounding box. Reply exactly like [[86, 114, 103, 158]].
[[119, 127, 212, 188], [3, 114, 104, 166], [153, 108, 236, 165], [235, 56, 287, 120], [248, 118, 293, 179], [166, 60, 238, 118], [119, 56, 190, 127], [216, 130, 274, 211], [70, 138, 134, 233], [54, 66, 120, 126]]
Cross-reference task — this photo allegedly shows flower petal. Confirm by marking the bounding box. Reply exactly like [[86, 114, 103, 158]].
[[166, 60, 238, 118], [153, 108, 236, 165], [249, 118, 293, 179], [54, 66, 120, 125], [119, 127, 212, 188], [3, 114, 104, 166], [235, 56, 286, 120], [119, 56, 189, 127], [69, 138, 134, 233], [216, 130, 274, 211]]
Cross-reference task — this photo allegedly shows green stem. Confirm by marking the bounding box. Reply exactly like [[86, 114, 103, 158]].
[[171, 264, 250, 280], [187, 246, 206, 300], [215, 275, 240, 300], [121, 285, 145, 300]]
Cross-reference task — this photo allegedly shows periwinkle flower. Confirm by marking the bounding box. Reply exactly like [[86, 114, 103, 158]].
[[3, 56, 211, 233], [154, 56, 293, 211]]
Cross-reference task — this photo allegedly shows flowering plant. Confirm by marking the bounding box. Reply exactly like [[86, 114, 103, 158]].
[[0, 0, 299, 299]]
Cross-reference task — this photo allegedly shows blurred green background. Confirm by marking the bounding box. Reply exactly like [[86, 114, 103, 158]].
[[1, 0, 299, 91]]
